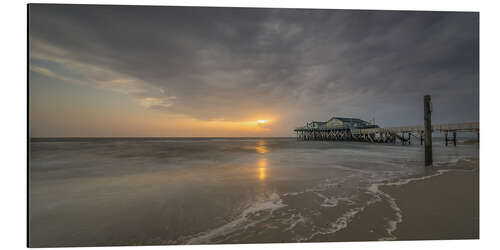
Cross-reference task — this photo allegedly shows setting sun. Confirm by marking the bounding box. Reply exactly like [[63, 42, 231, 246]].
[[257, 120, 267, 124]]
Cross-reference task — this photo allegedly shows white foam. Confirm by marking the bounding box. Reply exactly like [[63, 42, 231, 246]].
[[282, 173, 362, 197], [183, 168, 458, 243], [283, 213, 308, 232], [298, 206, 366, 242], [367, 169, 449, 240], [315, 192, 355, 208], [319, 196, 339, 208], [369, 169, 449, 192], [183, 192, 286, 244], [434, 157, 465, 167], [327, 208, 364, 233]]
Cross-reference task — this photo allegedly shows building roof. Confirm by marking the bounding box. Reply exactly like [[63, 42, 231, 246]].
[[327, 117, 368, 124], [297, 116, 377, 130]]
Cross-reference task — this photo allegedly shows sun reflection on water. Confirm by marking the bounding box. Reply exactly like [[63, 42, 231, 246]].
[[258, 158, 268, 168], [255, 140, 269, 154], [257, 158, 268, 181], [258, 167, 267, 181]]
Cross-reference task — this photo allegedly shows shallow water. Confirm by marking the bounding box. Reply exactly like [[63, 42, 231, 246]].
[[28, 137, 479, 247]]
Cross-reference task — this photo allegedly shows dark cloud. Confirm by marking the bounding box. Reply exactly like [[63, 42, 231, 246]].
[[29, 5, 479, 132]]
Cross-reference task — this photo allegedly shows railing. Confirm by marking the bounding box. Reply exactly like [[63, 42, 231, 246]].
[[294, 125, 349, 131], [294, 122, 479, 134], [359, 122, 479, 134]]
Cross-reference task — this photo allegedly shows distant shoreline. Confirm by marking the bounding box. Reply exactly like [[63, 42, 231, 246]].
[[29, 136, 481, 140], [29, 136, 296, 139]]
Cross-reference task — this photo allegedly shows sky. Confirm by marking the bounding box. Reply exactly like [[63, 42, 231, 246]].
[[28, 5, 479, 137]]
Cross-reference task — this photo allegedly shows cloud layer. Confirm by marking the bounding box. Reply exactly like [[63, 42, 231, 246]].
[[29, 5, 479, 135]]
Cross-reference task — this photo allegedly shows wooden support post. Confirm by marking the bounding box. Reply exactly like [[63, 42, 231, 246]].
[[420, 132, 423, 145], [453, 131, 457, 146], [424, 95, 432, 166], [408, 132, 412, 145], [445, 132, 448, 147]]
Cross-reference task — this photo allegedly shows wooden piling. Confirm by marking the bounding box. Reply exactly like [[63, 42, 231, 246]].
[[445, 132, 448, 147], [424, 95, 432, 166], [453, 131, 457, 146]]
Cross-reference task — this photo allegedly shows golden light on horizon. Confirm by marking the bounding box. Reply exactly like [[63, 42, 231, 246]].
[[131, 114, 277, 137], [255, 119, 272, 130], [191, 117, 275, 131]]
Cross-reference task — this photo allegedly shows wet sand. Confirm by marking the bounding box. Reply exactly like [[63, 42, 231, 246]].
[[384, 167, 479, 240], [307, 158, 479, 242]]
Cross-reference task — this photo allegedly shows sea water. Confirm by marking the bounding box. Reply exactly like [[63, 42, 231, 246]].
[[28, 137, 479, 246]]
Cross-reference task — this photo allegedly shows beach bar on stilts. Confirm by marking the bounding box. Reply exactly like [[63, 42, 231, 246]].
[[293, 95, 479, 166]]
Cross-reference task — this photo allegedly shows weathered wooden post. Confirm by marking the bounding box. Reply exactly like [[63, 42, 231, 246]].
[[445, 132, 448, 147], [420, 131, 423, 145], [424, 95, 432, 166], [453, 131, 457, 146]]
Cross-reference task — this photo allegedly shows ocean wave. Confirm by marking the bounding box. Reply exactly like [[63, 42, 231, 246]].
[[282, 213, 308, 232], [181, 192, 287, 244], [433, 156, 478, 169], [297, 205, 367, 242]]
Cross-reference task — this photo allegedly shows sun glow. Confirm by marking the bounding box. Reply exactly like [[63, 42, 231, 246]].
[[136, 114, 276, 137]]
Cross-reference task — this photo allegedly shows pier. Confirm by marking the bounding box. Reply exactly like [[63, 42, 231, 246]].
[[293, 96, 479, 166], [294, 95, 478, 148], [294, 122, 479, 144]]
